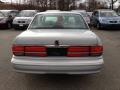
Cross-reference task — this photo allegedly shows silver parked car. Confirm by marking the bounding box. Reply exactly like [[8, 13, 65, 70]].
[[13, 10, 38, 30], [71, 10, 90, 25], [11, 11, 104, 74]]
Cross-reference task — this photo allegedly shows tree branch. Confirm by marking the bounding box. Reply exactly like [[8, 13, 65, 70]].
[[113, 0, 118, 4]]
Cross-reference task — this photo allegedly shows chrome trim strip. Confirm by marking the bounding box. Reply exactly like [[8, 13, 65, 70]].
[[45, 45, 70, 48], [25, 52, 46, 54]]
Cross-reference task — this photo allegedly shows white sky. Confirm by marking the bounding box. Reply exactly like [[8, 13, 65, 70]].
[[114, 1, 120, 8], [1, 0, 19, 3]]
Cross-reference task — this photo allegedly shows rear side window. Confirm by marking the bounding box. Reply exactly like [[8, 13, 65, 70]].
[[29, 13, 88, 29]]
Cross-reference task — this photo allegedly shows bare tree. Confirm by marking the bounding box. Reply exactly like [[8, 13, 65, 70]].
[[25, 0, 79, 10], [111, 0, 118, 9], [106, 0, 118, 9], [88, 0, 97, 11], [87, 0, 107, 11]]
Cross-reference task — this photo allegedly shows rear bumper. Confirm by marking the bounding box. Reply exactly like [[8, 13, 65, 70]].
[[11, 56, 104, 74]]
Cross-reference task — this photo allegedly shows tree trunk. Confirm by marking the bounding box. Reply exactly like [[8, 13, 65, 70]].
[[111, 0, 114, 10]]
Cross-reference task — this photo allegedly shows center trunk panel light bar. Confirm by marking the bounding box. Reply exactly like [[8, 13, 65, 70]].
[[12, 45, 103, 57]]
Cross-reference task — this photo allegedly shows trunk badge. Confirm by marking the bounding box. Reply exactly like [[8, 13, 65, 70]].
[[55, 40, 59, 47]]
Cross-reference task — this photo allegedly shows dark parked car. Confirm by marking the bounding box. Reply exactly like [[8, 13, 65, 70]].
[[0, 10, 19, 29]]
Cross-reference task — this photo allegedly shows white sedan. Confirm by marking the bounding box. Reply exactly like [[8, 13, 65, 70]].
[[13, 10, 38, 30], [11, 11, 104, 74]]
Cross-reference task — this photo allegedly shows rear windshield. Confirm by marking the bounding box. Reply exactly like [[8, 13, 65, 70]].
[[17, 11, 36, 17], [100, 11, 118, 17], [29, 14, 88, 29]]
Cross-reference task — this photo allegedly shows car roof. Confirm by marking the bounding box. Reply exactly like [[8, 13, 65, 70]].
[[36, 11, 82, 15], [0, 10, 18, 12], [45, 10, 61, 12], [87, 12, 93, 13], [21, 10, 38, 12], [96, 9, 114, 12], [71, 10, 86, 12]]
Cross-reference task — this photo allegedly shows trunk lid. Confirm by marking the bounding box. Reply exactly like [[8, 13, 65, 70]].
[[14, 29, 98, 46]]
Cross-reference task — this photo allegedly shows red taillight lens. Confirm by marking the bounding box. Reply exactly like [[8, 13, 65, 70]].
[[25, 46, 47, 57], [12, 45, 103, 57], [12, 46, 24, 56], [12, 45, 47, 57], [67, 46, 89, 57], [67, 46, 103, 57], [90, 46, 103, 56]]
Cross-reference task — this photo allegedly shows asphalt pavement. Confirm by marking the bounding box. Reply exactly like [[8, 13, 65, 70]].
[[0, 28, 120, 90]]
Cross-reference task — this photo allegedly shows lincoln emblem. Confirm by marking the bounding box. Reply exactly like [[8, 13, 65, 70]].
[[55, 40, 59, 47]]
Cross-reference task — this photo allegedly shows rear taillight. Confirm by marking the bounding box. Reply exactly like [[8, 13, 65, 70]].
[[67, 46, 103, 57], [90, 46, 103, 56], [12, 46, 24, 56], [12, 45, 47, 57], [12, 45, 103, 57], [67, 46, 89, 57], [25, 46, 47, 57]]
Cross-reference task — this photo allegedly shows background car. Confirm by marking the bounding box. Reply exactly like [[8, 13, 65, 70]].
[[11, 11, 103, 74], [87, 12, 93, 18], [71, 10, 90, 25], [0, 10, 19, 29], [13, 10, 38, 30], [91, 9, 120, 29], [45, 10, 61, 12]]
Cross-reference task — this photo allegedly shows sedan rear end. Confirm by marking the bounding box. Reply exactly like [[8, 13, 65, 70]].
[[11, 12, 104, 74]]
